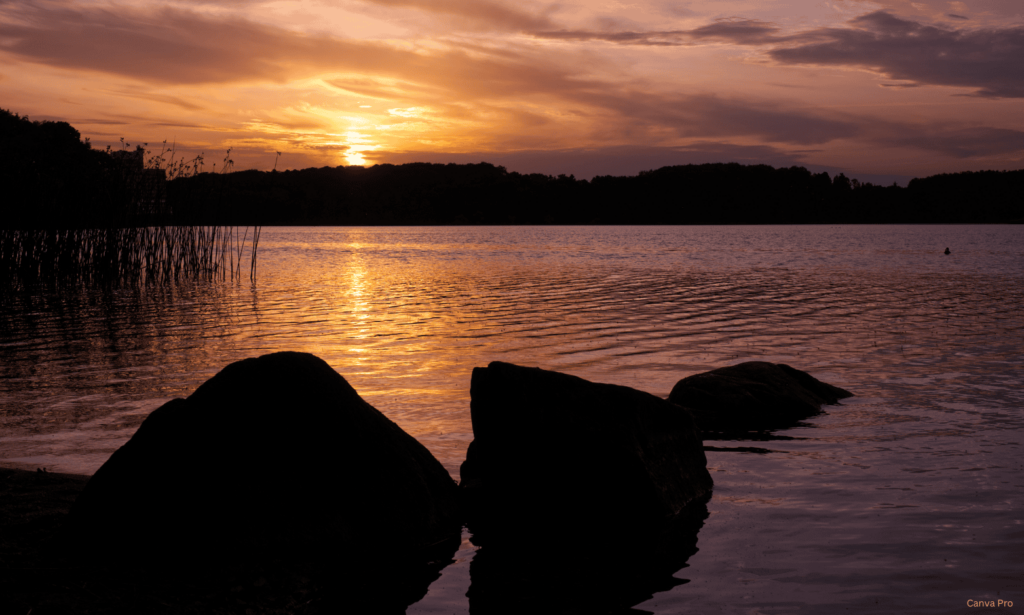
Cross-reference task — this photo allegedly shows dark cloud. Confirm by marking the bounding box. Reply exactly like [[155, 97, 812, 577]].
[[673, 95, 858, 144], [947, 14, 969, 20], [841, 0, 1023, 20], [532, 18, 779, 46], [533, 11, 1023, 100], [532, 29, 687, 46], [770, 11, 1024, 98], [687, 19, 781, 45], [75, 119, 130, 126]]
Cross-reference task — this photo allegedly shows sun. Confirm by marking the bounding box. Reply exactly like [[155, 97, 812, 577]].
[[343, 130, 375, 167]]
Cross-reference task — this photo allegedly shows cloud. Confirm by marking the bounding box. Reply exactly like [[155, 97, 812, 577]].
[[532, 10, 1023, 99], [839, 0, 1023, 20], [687, 19, 782, 45], [0, 1, 861, 148], [769, 11, 1024, 98], [74, 118, 131, 126], [356, 0, 557, 31], [531, 29, 688, 46], [532, 18, 779, 46], [571, 92, 860, 145], [95, 88, 208, 112], [4, 0, 1020, 179], [0, 2, 590, 94]]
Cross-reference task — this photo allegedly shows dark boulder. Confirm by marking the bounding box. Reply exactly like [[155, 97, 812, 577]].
[[460, 362, 712, 610], [67, 352, 461, 570], [460, 361, 712, 554], [669, 361, 853, 433]]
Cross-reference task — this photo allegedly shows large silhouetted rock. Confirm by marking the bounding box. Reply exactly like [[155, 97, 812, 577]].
[[67, 352, 461, 568], [460, 361, 712, 559], [669, 361, 853, 433]]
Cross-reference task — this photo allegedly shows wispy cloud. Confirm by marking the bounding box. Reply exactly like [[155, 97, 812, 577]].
[[356, 0, 557, 31], [532, 18, 781, 46], [0, 2, 590, 95], [532, 29, 689, 45], [686, 19, 782, 45]]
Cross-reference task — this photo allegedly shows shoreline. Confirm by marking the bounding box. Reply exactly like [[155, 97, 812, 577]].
[[0, 467, 378, 614], [0, 466, 89, 557], [0, 467, 89, 613]]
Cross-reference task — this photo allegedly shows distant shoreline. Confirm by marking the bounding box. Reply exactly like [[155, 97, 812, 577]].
[[4, 111, 1023, 227], [157, 163, 1024, 226]]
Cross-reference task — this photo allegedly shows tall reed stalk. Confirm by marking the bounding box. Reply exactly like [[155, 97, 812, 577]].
[[0, 225, 259, 286]]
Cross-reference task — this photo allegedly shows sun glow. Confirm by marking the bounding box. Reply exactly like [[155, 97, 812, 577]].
[[343, 130, 378, 167]]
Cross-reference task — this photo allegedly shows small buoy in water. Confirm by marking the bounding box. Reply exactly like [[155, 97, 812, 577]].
[[944, 247, 950, 255]]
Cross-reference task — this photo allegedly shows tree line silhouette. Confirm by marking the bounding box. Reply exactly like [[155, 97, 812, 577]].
[[168, 162, 1023, 225], [3, 108, 1022, 228]]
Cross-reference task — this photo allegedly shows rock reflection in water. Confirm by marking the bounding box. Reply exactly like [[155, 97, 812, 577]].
[[467, 500, 709, 615]]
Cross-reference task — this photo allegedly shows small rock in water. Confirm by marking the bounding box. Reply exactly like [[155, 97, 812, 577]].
[[669, 361, 853, 433]]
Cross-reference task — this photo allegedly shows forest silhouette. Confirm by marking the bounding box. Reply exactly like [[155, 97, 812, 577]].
[[3, 109, 1022, 228]]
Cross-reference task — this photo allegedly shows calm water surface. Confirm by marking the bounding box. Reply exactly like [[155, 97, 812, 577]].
[[1, 225, 1022, 613]]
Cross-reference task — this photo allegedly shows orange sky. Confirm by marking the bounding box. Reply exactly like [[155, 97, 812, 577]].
[[1, 0, 1021, 182]]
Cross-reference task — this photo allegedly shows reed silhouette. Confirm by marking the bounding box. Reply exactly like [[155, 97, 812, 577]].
[[0, 109, 260, 286]]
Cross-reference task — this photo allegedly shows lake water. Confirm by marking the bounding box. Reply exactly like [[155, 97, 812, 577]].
[[1, 225, 1022, 613]]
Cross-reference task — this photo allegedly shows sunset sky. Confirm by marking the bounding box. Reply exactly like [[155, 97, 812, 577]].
[[1, 0, 1021, 182]]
